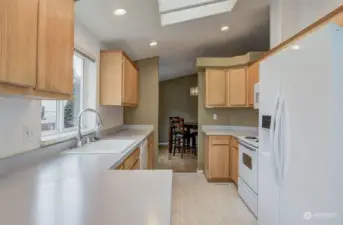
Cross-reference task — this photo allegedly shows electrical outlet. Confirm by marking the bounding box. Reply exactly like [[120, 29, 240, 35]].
[[213, 114, 218, 120], [23, 126, 35, 142]]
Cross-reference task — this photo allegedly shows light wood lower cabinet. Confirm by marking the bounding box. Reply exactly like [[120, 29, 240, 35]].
[[115, 147, 140, 170], [147, 134, 154, 169], [205, 135, 239, 184], [230, 137, 239, 185], [114, 134, 154, 170], [204, 136, 231, 182]]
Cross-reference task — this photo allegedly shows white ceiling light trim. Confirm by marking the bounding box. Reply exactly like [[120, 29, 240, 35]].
[[113, 9, 127, 16], [160, 0, 237, 26], [150, 41, 158, 47], [221, 25, 230, 31]]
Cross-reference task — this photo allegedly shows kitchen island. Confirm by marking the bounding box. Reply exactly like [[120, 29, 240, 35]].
[[0, 154, 172, 225], [0, 126, 172, 225]]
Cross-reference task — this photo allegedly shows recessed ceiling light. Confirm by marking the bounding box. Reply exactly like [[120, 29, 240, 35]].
[[291, 45, 300, 50], [114, 9, 127, 16], [221, 26, 230, 31], [150, 41, 158, 47]]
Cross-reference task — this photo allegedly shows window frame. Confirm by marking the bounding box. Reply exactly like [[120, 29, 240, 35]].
[[41, 52, 88, 137]]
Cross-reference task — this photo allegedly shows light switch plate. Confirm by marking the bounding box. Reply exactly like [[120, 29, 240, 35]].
[[213, 114, 218, 120]]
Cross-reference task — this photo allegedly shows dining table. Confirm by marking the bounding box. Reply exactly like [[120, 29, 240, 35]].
[[168, 121, 198, 153]]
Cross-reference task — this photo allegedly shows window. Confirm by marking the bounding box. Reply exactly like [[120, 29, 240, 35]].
[[41, 53, 88, 136]]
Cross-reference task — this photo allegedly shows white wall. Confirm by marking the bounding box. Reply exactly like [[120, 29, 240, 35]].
[[0, 19, 123, 158], [270, 0, 343, 48], [74, 19, 123, 130]]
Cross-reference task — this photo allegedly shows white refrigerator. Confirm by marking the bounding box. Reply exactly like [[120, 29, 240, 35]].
[[258, 23, 343, 225]]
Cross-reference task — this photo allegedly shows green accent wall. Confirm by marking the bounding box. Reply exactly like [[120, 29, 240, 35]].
[[124, 57, 159, 165], [159, 75, 198, 143]]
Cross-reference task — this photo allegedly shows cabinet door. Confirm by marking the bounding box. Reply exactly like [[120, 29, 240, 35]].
[[205, 69, 226, 107], [0, 0, 37, 87], [122, 58, 132, 104], [130, 65, 138, 105], [209, 144, 230, 179], [230, 146, 239, 185], [247, 63, 259, 106], [36, 0, 74, 95], [228, 68, 247, 106]]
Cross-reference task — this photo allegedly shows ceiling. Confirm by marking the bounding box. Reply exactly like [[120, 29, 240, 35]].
[[75, 0, 270, 81]]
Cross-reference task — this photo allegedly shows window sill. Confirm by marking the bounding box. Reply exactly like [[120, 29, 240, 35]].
[[41, 129, 96, 147]]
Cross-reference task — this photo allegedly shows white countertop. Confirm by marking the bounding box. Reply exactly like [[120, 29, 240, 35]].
[[0, 126, 173, 225], [202, 125, 258, 137]]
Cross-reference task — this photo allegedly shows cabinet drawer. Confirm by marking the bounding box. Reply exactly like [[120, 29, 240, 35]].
[[123, 148, 140, 169], [210, 136, 230, 145]]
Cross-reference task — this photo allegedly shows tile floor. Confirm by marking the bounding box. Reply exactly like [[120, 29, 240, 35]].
[[172, 173, 257, 225], [156, 146, 197, 172]]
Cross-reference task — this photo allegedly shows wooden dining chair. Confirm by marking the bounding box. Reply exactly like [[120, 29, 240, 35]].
[[169, 117, 180, 153], [173, 118, 191, 158]]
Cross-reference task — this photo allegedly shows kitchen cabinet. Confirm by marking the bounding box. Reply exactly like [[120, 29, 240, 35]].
[[227, 68, 247, 106], [230, 137, 239, 185], [205, 69, 227, 107], [204, 136, 231, 182], [247, 63, 259, 106], [123, 148, 140, 170], [0, 0, 37, 88], [100, 51, 139, 107], [205, 67, 251, 108], [36, 0, 74, 95], [147, 134, 154, 169], [0, 0, 74, 99]]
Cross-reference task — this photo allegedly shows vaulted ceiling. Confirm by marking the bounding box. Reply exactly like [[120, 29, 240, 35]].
[[75, 0, 270, 80]]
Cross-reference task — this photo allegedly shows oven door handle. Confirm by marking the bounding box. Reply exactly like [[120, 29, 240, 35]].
[[239, 141, 257, 151]]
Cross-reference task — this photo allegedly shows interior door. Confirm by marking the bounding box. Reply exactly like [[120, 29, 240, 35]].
[[0, 0, 37, 87], [36, 0, 74, 95], [205, 69, 227, 107], [228, 68, 247, 106]]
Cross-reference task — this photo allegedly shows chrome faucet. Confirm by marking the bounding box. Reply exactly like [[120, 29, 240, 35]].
[[77, 108, 104, 147]]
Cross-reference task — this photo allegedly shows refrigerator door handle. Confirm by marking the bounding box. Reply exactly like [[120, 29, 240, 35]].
[[270, 94, 280, 184], [278, 98, 288, 186], [274, 97, 284, 186]]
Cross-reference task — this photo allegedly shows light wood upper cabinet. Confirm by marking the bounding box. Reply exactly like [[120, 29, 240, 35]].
[[0, 0, 74, 99], [204, 67, 254, 108], [36, 0, 74, 95], [227, 68, 247, 106], [100, 51, 139, 107], [247, 63, 259, 106], [0, 0, 38, 87], [205, 69, 226, 107]]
